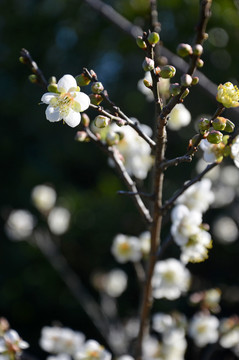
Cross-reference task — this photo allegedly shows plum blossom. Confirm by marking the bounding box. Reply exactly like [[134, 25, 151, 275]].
[[216, 82, 239, 108], [152, 258, 191, 300], [180, 229, 212, 264], [74, 340, 111, 360], [5, 209, 35, 241], [212, 216, 238, 244], [41, 75, 90, 127], [40, 326, 85, 355], [0, 329, 29, 357], [31, 184, 57, 212], [47, 207, 71, 235], [188, 313, 219, 347], [167, 104, 191, 131], [231, 135, 239, 168], [111, 234, 142, 263], [103, 269, 128, 297]]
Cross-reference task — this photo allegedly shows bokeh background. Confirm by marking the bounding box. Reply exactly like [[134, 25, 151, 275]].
[[1, 0, 239, 358]]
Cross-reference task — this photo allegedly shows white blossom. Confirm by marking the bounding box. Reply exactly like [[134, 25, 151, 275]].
[[176, 179, 214, 213], [47, 354, 72, 360], [74, 340, 111, 360], [188, 313, 219, 347], [139, 231, 151, 256], [152, 313, 174, 334], [161, 328, 187, 360], [167, 104, 191, 131], [0, 329, 29, 356], [111, 234, 142, 263], [200, 139, 218, 163], [31, 184, 57, 212], [117, 356, 134, 360], [231, 135, 239, 168], [41, 75, 90, 128], [212, 216, 238, 244], [171, 205, 202, 246], [152, 258, 191, 300], [180, 229, 212, 264], [103, 269, 128, 297], [142, 335, 162, 360], [40, 326, 85, 355], [137, 72, 154, 102], [5, 209, 35, 241], [220, 326, 239, 349], [47, 207, 71, 235]]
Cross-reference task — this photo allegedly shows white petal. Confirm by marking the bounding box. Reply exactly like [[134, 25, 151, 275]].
[[46, 106, 61, 122], [74, 92, 91, 112], [64, 110, 81, 127], [41, 93, 57, 104], [57, 75, 77, 92]]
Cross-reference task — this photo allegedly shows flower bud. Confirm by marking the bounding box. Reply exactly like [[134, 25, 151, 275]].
[[212, 117, 226, 131], [223, 145, 231, 157], [28, 74, 37, 83], [147, 32, 160, 45], [105, 131, 120, 146], [222, 135, 229, 145], [191, 134, 201, 146], [75, 131, 88, 142], [196, 59, 204, 68], [142, 57, 155, 71], [94, 115, 110, 128], [198, 117, 210, 132], [143, 79, 152, 88], [180, 88, 190, 99], [19, 56, 27, 64], [136, 36, 147, 49], [47, 84, 58, 93], [193, 44, 203, 56], [91, 82, 104, 94], [177, 43, 193, 57], [207, 129, 223, 144], [49, 76, 57, 84], [89, 94, 103, 105], [169, 83, 181, 96], [192, 77, 199, 85], [180, 74, 192, 87], [224, 119, 235, 133], [160, 65, 176, 79], [76, 73, 91, 86], [154, 66, 161, 75], [81, 113, 90, 127]]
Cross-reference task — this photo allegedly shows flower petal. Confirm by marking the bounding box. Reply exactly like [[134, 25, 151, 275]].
[[64, 109, 81, 127], [57, 75, 77, 93], [46, 106, 61, 122], [41, 93, 58, 104], [74, 92, 91, 112]]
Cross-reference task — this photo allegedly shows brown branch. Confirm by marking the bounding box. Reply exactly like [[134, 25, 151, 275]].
[[150, 0, 161, 34], [160, 154, 192, 171], [20, 48, 48, 89]]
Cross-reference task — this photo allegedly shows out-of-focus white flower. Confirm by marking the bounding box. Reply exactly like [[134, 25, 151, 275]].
[[220, 165, 239, 187], [47, 354, 72, 360], [31, 184, 57, 212], [180, 229, 212, 264], [5, 209, 35, 241], [211, 184, 235, 208], [171, 205, 202, 246], [117, 356, 134, 360], [142, 335, 161, 360], [200, 139, 218, 163], [0, 329, 29, 356], [139, 231, 151, 256], [176, 179, 214, 213], [110, 122, 154, 180], [231, 135, 239, 168], [137, 72, 154, 102], [41, 75, 90, 128], [167, 104, 191, 131], [111, 234, 142, 263], [220, 326, 239, 348], [152, 258, 191, 300], [47, 207, 71, 235], [152, 313, 174, 334], [161, 328, 187, 360], [40, 326, 85, 355], [188, 313, 219, 347], [196, 159, 220, 181], [74, 340, 111, 360], [124, 318, 139, 340], [104, 269, 128, 297], [212, 216, 238, 244]]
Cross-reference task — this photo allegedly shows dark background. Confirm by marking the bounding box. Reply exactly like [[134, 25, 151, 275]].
[[1, 0, 239, 358]]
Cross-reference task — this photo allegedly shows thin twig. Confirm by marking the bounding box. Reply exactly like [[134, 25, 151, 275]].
[[162, 162, 218, 213], [20, 48, 48, 89], [150, 0, 161, 34], [117, 190, 154, 199], [84, 127, 153, 224], [160, 154, 192, 171]]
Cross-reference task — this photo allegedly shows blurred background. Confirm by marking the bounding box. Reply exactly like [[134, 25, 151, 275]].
[[1, 0, 239, 358]]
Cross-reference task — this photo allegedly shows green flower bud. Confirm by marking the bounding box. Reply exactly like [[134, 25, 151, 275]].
[[224, 119, 235, 133], [223, 145, 231, 157], [147, 32, 160, 45], [193, 44, 203, 56], [19, 56, 27, 64], [89, 94, 103, 105], [196, 59, 204, 68], [142, 57, 155, 71], [222, 135, 229, 145], [49, 76, 57, 85], [91, 82, 104, 94], [106, 131, 120, 146], [47, 84, 58, 93], [143, 79, 152, 88], [212, 117, 227, 131], [169, 83, 181, 96], [94, 115, 110, 128], [180, 74, 192, 87], [207, 129, 223, 144], [180, 88, 190, 99], [81, 113, 90, 127], [29, 74, 37, 83], [177, 43, 193, 57], [136, 36, 147, 49], [75, 74, 91, 86], [198, 117, 210, 132], [192, 77, 199, 85], [75, 131, 88, 142], [160, 65, 176, 79]]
